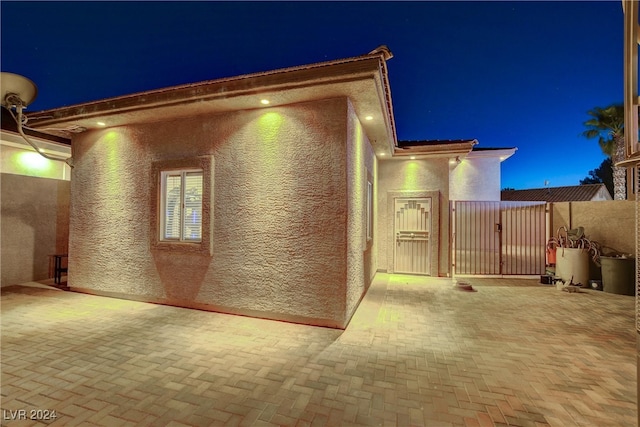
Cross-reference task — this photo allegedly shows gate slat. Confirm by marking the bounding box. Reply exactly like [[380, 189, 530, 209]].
[[454, 201, 545, 275]]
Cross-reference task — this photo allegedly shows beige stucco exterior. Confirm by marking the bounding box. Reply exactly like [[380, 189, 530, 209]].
[[551, 200, 636, 256], [450, 157, 499, 201], [449, 148, 515, 202], [20, 49, 517, 328], [23, 50, 396, 328], [1, 173, 70, 287], [346, 100, 377, 320], [0, 131, 71, 287], [377, 158, 449, 277], [68, 97, 377, 328]]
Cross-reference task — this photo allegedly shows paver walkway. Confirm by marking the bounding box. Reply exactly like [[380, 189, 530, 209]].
[[1, 274, 636, 426]]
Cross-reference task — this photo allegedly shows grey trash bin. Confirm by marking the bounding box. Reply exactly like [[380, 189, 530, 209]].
[[600, 256, 636, 296]]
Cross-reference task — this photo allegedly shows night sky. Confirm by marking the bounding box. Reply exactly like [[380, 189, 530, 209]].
[[1, 1, 623, 190]]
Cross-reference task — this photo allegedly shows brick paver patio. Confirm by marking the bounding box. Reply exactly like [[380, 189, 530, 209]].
[[1, 274, 636, 426]]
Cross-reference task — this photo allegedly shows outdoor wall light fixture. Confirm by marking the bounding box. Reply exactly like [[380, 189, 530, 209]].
[[410, 156, 416, 160], [260, 99, 270, 105], [96, 121, 106, 127], [365, 115, 373, 121]]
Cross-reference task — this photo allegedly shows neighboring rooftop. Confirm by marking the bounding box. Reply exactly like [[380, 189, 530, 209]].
[[501, 184, 612, 202]]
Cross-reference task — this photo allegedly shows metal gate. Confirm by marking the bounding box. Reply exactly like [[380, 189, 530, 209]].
[[394, 198, 431, 275], [453, 201, 546, 275]]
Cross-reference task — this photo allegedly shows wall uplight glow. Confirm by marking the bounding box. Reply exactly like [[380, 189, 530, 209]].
[[402, 161, 420, 189], [365, 115, 373, 121], [257, 111, 284, 145], [260, 99, 270, 105], [254, 111, 286, 176], [96, 122, 106, 127], [100, 130, 127, 198], [2, 145, 69, 180], [17, 151, 49, 169]]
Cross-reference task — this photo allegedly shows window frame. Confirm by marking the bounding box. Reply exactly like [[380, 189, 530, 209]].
[[151, 156, 213, 256]]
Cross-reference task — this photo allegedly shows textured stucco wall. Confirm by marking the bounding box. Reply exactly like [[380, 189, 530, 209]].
[[449, 156, 501, 201], [377, 158, 450, 276], [345, 100, 377, 323], [1, 145, 71, 181], [551, 201, 636, 255], [69, 98, 353, 327], [1, 173, 70, 286]]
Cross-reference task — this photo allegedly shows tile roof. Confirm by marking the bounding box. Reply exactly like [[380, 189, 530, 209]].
[[501, 184, 611, 202]]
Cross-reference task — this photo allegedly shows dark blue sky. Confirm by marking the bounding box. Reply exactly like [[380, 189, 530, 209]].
[[1, 1, 623, 190]]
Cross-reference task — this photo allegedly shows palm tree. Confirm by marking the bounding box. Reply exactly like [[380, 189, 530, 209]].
[[582, 104, 626, 200]]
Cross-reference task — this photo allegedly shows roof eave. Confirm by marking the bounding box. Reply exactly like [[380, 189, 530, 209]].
[[1, 106, 71, 145], [392, 140, 477, 158], [468, 147, 517, 161], [25, 51, 398, 155]]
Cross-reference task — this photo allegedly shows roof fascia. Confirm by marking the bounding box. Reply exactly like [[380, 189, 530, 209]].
[[1, 107, 71, 145], [468, 147, 517, 161], [27, 55, 389, 128], [392, 140, 477, 158]]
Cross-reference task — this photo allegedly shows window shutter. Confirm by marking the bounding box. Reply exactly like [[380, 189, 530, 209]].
[[183, 171, 203, 241], [164, 174, 182, 240]]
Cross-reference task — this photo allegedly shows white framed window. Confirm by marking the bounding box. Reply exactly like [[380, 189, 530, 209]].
[[151, 156, 213, 256], [160, 169, 203, 242]]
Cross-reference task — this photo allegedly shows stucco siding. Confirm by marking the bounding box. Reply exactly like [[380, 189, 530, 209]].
[[1, 173, 70, 286], [449, 156, 501, 201], [345, 100, 377, 323], [69, 98, 351, 327], [378, 158, 450, 276], [551, 201, 636, 255]]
